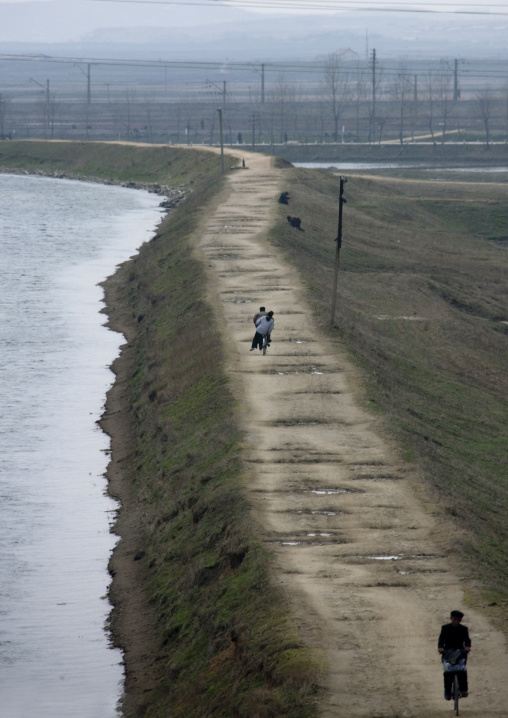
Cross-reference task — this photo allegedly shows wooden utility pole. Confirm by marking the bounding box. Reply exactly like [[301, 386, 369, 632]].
[[330, 176, 347, 325], [371, 49, 376, 140], [218, 108, 224, 174], [414, 74, 418, 140], [87, 64, 91, 104]]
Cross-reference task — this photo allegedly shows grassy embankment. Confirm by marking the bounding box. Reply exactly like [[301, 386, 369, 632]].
[[270, 166, 508, 622], [0, 142, 319, 717]]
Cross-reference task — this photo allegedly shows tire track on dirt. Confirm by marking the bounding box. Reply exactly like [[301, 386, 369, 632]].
[[198, 151, 508, 717]]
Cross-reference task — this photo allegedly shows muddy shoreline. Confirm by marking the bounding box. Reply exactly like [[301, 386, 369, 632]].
[[99, 273, 164, 717]]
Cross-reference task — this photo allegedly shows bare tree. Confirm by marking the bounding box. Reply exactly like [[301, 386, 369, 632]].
[[390, 66, 408, 146], [322, 54, 351, 142], [143, 93, 155, 143], [390, 67, 417, 146], [353, 70, 367, 142], [273, 73, 291, 143], [435, 69, 455, 143], [36, 92, 58, 139], [0, 93, 9, 138], [476, 88, 495, 148], [423, 70, 436, 141]]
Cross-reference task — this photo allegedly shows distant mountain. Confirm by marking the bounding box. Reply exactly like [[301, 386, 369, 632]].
[[1, 1, 507, 61]]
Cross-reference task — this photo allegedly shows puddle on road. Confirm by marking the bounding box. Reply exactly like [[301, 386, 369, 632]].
[[351, 474, 399, 481], [307, 487, 358, 495], [311, 509, 342, 516], [346, 553, 444, 562], [264, 366, 336, 376], [272, 532, 346, 546], [283, 508, 345, 517], [272, 418, 328, 427], [278, 338, 313, 344], [207, 253, 244, 260]]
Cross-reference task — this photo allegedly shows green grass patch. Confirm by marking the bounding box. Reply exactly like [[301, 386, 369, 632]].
[[0, 140, 220, 187]]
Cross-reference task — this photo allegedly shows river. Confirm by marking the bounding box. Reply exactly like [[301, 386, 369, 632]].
[[0, 174, 162, 717], [294, 162, 508, 172]]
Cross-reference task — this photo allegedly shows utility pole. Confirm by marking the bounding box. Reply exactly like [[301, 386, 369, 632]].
[[506, 85, 508, 143], [223, 81, 227, 107], [252, 112, 256, 149], [413, 74, 418, 141], [261, 63, 265, 104], [454, 58, 460, 101], [30, 77, 50, 136], [218, 108, 224, 174], [87, 64, 91, 104], [330, 176, 347, 326], [371, 49, 376, 142]]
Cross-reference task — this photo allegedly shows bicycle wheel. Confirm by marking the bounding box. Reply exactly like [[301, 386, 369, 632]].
[[453, 674, 460, 716], [262, 335, 267, 355]]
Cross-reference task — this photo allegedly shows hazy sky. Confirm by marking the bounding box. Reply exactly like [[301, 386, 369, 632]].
[[0, 0, 505, 53]]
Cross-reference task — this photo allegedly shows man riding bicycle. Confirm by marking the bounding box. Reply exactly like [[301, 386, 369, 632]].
[[438, 610, 471, 701], [250, 310, 274, 351]]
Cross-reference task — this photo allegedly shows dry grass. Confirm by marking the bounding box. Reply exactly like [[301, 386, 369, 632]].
[[268, 167, 508, 611]]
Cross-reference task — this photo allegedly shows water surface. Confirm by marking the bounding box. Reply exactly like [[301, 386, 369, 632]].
[[0, 174, 162, 717]]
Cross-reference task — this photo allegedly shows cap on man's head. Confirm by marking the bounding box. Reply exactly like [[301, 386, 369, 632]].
[[260, 306, 265, 311], [450, 610, 464, 619]]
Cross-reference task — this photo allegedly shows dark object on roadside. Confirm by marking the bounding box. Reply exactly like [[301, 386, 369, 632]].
[[287, 215, 302, 230], [278, 191, 290, 205]]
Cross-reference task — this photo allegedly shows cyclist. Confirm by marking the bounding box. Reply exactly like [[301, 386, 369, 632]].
[[252, 306, 266, 325], [250, 311, 274, 351], [438, 610, 471, 701]]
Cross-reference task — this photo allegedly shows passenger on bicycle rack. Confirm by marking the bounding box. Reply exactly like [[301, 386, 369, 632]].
[[438, 610, 471, 701], [250, 311, 274, 351]]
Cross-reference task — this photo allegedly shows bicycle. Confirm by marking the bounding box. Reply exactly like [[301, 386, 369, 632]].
[[262, 334, 268, 355], [450, 673, 461, 716], [442, 649, 468, 716]]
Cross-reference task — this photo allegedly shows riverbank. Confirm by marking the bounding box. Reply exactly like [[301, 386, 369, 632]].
[[98, 153, 320, 717], [0, 141, 320, 716]]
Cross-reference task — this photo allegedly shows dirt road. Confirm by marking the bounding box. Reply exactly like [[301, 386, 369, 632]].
[[197, 150, 508, 716]]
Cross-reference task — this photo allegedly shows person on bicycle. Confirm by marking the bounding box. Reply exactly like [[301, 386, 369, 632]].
[[438, 610, 471, 700], [253, 306, 266, 325], [250, 311, 274, 351]]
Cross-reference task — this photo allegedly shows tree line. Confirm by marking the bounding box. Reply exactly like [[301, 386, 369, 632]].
[[1, 52, 507, 147]]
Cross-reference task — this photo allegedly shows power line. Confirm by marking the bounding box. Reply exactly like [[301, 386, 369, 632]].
[[5, 52, 508, 89], [1, 52, 503, 77], [87, 0, 508, 16]]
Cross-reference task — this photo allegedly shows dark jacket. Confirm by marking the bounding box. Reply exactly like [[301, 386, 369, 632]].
[[438, 623, 471, 651]]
